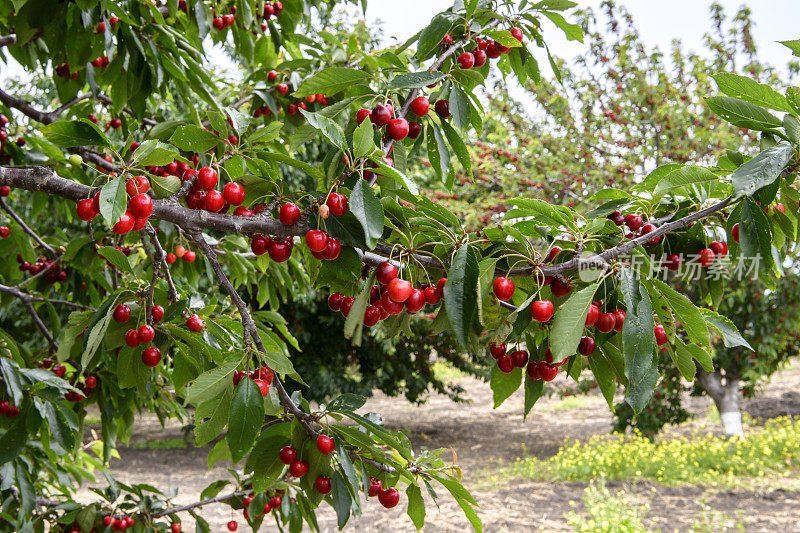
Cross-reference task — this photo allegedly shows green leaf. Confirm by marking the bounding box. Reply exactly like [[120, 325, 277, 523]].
[[131, 139, 179, 167], [550, 281, 600, 363], [780, 40, 800, 57], [169, 125, 221, 152], [587, 352, 616, 408], [619, 268, 658, 415], [81, 293, 120, 371], [226, 379, 265, 464], [40, 119, 110, 148], [443, 245, 479, 349], [427, 123, 449, 180], [739, 196, 774, 273], [671, 340, 697, 381], [294, 67, 371, 98], [699, 308, 753, 351], [713, 72, 793, 113], [225, 107, 251, 137], [388, 71, 446, 90], [416, 13, 454, 60], [731, 141, 795, 198], [483, 28, 525, 47], [441, 120, 472, 178], [344, 270, 376, 340], [366, 154, 419, 195], [96, 246, 134, 275], [653, 166, 719, 197], [352, 118, 375, 160], [490, 365, 522, 408], [331, 472, 352, 528], [299, 109, 347, 153], [448, 86, 471, 131], [349, 179, 384, 249], [185, 355, 245, 405], [406, 484, 425, 530], [706, 95, 783, 132], [98, 176, 127, 227], [647, 279, 710, 349], [0, 413, 27, 463], [150, 174, 181, 198], [262, 151, 326, 182], [524, 375, 545, 417], [540, 12, 583, 42]]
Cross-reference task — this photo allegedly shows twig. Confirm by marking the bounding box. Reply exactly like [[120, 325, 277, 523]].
[[152, 490, 249, 519], [0, 197, 57, 255], [144, 222, 178, 302]]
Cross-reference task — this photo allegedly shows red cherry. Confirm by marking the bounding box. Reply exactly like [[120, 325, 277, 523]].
[[340, 296, 355, 317], [387, 278, 413, 303], [594, 312, 613, 333], [540, 363, 558, 382], [141, 347, 161, 367], [277, 83, 289, 95], [151, 305, 164, 323], [222, 13, 235, 26], [585, 304, 599, 326], [267, 69, 278, 81], [664, 253, 682, 271], [305, 230, 328, 252], [137, 324, 155, 344], [0, 186, 10, 197], [436, 277, 447, 298], [639, 223, 660, 244], [197, 167, 218, 190], [698, 248, 715, 267], [376, 261, 398, 285], [85, 376, 98, 389], [113, 304, 131, 323], [530, 300, 554, 322], [371, 104, 392, 127], [551, 278, 571, 297], [186, 313, 204, 332], [326, 192, 348, 216], [489, 343, 506, 359], [113, 211, 135, 234], [125, 329, 140, 347], [732, 223, 740, 244], [269, 495, 282, 509], [380, 292, 405, 315], [316, 435, 335, 455], [315, 476, 332, 495], [526, 361, 543, 380], [126, 175, 150, 196], [268, 241, 292, 262], [510, 27, 524, 41], [166, 253, 176, 264], [368, 477, 382, 497], [546, 246, 562, 263], [132, 217, 147, 231], [492, 277, 515, 301], [212, 16, 224, 29], [183, 251, 196, 262], [613, 310, 626, 332], [457, 52, 475, 69], [252, 378, 270, 396], [472, 49, 487, 67], [0, 227, 8, 238], [322, 236, 341, 260], [408, 121, 422, 139], [410, 96, 429, 117], [511, 350, 529, 368], [128, 193, 153, 218], [434, 100, 451, 119], [405, 288, 426, 314], [171, 523, 182, 533], [623, 214, 643, 231], [279, 446, 297, 464], [203, 190, 224, 212], [709, 241, 728, 257], [578, 336, 595, 356], [76, 198, 98, 221], [289, 459, 309, 477], [497, 354, 514, 373], [386, 118, 409, 140], [328, 293, 344, 311], [364, 305, 381, 326], [251, 234, 270, 256], [654, 325, 667, 346], [356, 108, 372, 124], [424, 285, 440, 305], [227, 521, 238, 532], [103, 517, 115, 527], [378, 488, 399, 509]]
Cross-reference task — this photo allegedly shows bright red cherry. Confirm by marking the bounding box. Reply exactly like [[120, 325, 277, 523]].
[[410, 96, 429, 117], [434, 100, 451, 119], [196, 167, 218, 190], [277, 83, 289, 95], [492, 277, 515, 301], [364, 305, 381, 326], [386, 118, 409, 140], [540, 363, 558, 382], [732, 223, 740, 243], [183, 251, 196, 262], [128, 193, 153, 219], [268, 240, 292, 262], [316, 435, 335, 455], [113, 304, 131, 323], [408, 121, 422, 139], [222, 182, 245, 206], [578, 336, 595, 356], [267, 70, 278, 81], [141, 347, 161, 367], [279, 446, 297, 465], [530, 300, 554, 322], [171, 523, 182, 533], [654, 325, 668, 346], [322, 236, 341, 260], [227, 521, 238, 532], [546, 246, 562, 263], [709, 241, 728, 257], [277, 202, 301, 225], [251, 234, 270, 256], [596, 312, 615, 333], [356, 108, 372, 124], [125, 329, 140, 347], [405, 288, 426, 314], [166, 253, 177, 264], [497, 354, 514, 373], [424, 285, 440, 305], [326, 192, 348, 216], [368, 477, 382, 497], [664, 253, 682, 271], [204, 190, 225, 212], [151, 305, 164, 323], [489, 342, 506, 359], [137, 324, 155, 344], [640, 223, 660, 244], [387, 278, 413, 303], [376, 261, 398, 285], [305, 230, 328, 252], [340, 296, 355, 317], [380, 292, 405, 315], [371, 104, 392, 127], [76, 198, 98, 221], [0, 227, 8, 238], [315, 476, 332, 495], [585, 304, 599, 326], [212, 17, 224, 29], [698, 248, 715, 267], [0, 186, 9, 197], [378, 488, 399, 509], [472, 49, 487, 67], [613, 310, 626, 332], [126, 175, 150, 196], [510, 350, 529, 368], [457, 52, 474, 69], [113, 211, 135, 234], [186, 313, 204, 332], [85, 376, 98, 389], [510, 27, 524, 41], [103, 517, 115, 527], [289, 459, 309, 477], [252, 378, 270, 396], [624, 214, 643, 231], [328, 293, 344, 311]]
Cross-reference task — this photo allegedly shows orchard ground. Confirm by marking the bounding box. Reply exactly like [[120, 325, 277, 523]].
[[78, 363, 800, 532]]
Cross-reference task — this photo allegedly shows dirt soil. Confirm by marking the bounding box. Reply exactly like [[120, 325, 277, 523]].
[[76, 364, 800, 532]]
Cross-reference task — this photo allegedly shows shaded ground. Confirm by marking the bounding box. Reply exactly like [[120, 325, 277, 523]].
[[78, 364, 800, 532]]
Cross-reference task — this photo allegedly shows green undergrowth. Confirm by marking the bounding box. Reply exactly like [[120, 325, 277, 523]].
[[479, 417, 800, 488]]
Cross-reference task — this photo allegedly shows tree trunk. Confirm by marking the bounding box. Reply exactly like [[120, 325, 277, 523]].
[[696, 368, 743, 437]]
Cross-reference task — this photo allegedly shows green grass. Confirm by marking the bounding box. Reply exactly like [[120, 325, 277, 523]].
[[430, 361, 469, 381], [479, 417, 800, 488], [566, 481, 653, 533]]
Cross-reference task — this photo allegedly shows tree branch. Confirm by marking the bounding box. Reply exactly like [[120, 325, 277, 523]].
[[0, 197, 57, 255], [152, 490, 249, 519], [144, 222, 179, 302]]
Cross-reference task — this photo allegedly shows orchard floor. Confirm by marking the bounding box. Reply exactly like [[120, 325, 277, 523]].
[[78, 363, 800, 532]]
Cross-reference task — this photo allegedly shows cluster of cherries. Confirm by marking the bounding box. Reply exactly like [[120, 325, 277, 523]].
[[607, 211, 661, 245], [144, 156, 200, 178], [232, 365, 274, 396], [0, 400, 19, 417], [16, 253, 69, 283], [329, 262, 445, 327], [32, 358, 97, 402], [75, 175, 153, 235], [115, 303, 166, 367], [182, 166, 248, 214], [0, 115, 23, 152], [452, 26, 524, 70], [165, 244, 196, 264], [101, 514, 135, 531]]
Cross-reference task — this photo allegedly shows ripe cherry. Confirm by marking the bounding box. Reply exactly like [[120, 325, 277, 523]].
[[378, 487, 400, 509], [732, 223, 740, 244], [434, 100, 451, 119], [76, 198, 98, 221], [289, 459, 309, 477], [151, 305, 164, 323], [166, 253, 177, 264], [709, 241, 728, 257], [510, 27, 524, 41], [596, 312, 615, 333], [472, 49, 487, 67], [141, 347, 161, 367], [126, 175, 150, 196], [279, 446, 297, 465], [0, 227, 8, 238], [316, 435, 335, 455], [227, 521, 238, 532], [578, 336, 595, 356], [540, 363, 558, 382], [436, 277, 447, 298], [137, 325, 155, 344], [204, 190, 225, 212], [85, 376, 98, 389], [380, 292, 405, 315], [371, 104, 393, 127], [0, 186, 10, 197], [328, 293, 344, 311], [186, 313, 205, 332], [410, 96, 429, 117], [489, 343, 506, 359], [585, 304, 599, 326], [268, 240, 292, 262], [356, 108, 372, 124], [551, 277, 571, 297], [113, 304, 131, 323], [511, 350, 529, 367], [364, 305, 381, 326], [386, 118, 409, 140], [197, 167, 218, 190], [492, 277, 515, 301], [183, 251, 196, 262], [132, 217, 148, 231], [315, 476, 332, 495], [277, 83, 289, 95], [267, 70, 278, 81], [546, 246, 562, 263], [623, 213, 643, 231], [326, 192, 348, 216], [269, 495, 282, 509], [387, 278, 413, 303], [277, 202, 300, 225], [530, 300, 554, 322], [664, 253, 682, 271], [654, 325, 667, 346], [698, 248, 715, 267], [128, 193, 153, 218], [497, 354, 514, 373], [171, 523, 182, 533], [251, 235, 270, 256], [252, 378, 270, 396], [125, 329, 140, 347], [376, 261, 398, 284], [613, 310, 626, 332], [424, 285, 440, 305], [640, 223, 660, 244], [322, 236, 341, 260], [405, 288, 426, 314], [340, 296, 355, 317], [457, 52, 474, 69], [113, 211, 135, 234], [368, 477, 382, 497], [212, 17, 224, 29], [408, 121, 422, 139], [305, 230, 328, 252]]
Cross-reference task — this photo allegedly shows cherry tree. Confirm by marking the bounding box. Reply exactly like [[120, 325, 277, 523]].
[[0, 0, 798, 531]]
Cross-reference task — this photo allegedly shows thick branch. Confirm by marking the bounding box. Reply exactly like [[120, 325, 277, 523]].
[[152, 490, 249, 519], [0, 35, 16, 48]]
